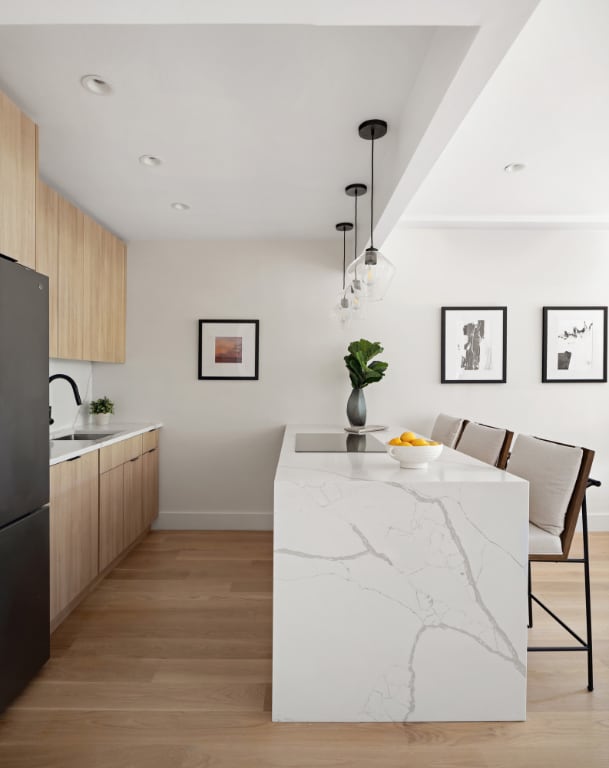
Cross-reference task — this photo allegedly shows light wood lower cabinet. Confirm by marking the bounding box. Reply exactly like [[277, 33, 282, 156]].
[[99, 464, 124, 571], [50, 452, 99, 622], [51, 430, 160, 630], [142, 443, 160, 527], [99, 429, 160, 569], [123, 455, 144, 548]]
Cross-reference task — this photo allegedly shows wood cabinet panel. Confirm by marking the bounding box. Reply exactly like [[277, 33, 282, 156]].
[[99, 464, 125, 571], [49, 451, 99, 621], [0, 90, 37, 268], [35, 180, 59, 356], [123, 456, 144, 548], [142, 447, 159, 526], [83, 219, 126, 362], [57, 196, 84, 359], [142, 429, 159, 454], [109, 232, 126, 363]]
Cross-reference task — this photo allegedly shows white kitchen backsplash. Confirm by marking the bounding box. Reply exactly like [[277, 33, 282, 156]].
[[48, 359, 94, 433]]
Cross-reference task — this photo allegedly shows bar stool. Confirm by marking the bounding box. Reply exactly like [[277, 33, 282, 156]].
[[506, 434, 597, 691]]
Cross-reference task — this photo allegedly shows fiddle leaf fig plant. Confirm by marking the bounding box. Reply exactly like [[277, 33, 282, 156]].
[[89, 396, 114, 415], [344, 339, 388, 389]]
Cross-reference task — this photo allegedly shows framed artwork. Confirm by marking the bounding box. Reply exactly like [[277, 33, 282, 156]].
[[198, 319, 259, 380], [441, 306, 507, 383], [542, 306, 607, 383]]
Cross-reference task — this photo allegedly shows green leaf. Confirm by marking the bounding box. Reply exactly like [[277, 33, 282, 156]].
[[343, 338, 388, 389]]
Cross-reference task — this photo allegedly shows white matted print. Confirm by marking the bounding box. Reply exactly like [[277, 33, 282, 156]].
[[441, 307, 507, 383], [542, 307, 607, 383], [198, 320, 259, 380]]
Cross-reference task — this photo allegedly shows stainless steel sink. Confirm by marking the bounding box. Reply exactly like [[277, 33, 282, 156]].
[[53, 432, 115, 441]]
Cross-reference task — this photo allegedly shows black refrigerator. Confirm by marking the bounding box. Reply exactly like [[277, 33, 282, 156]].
[[0, 255, 50, 711]]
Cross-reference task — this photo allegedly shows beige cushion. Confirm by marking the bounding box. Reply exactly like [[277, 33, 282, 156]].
[[529, 522, 562, 555], [507, 435, 583, 537], [431, 414, 464, 448], [456, 422, 506, 466]]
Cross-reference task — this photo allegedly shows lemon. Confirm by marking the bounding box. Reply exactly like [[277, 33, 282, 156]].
[[388, 438, 402, 446], [400, 431, 416, 442], [412, 438, 428, 446]]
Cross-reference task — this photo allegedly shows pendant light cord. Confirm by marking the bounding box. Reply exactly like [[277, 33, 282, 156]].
[[370, 129, 375, 250], [342, 229, 346, 291], [354, 192, 358, 277]]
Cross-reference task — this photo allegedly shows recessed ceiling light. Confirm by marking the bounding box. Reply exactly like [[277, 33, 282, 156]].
[[80, 74, 112, 95], [504, 163, 526, 173], [171, 202, 190, 211], [139, 155, 162, 167]]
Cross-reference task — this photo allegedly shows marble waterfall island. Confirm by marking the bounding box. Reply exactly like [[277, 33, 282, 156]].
[[272, 426, 529, 722]]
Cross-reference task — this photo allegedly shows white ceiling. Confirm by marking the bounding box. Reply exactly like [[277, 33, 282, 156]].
[[0, 1, 539, 241], [404, 0, 609, 226]]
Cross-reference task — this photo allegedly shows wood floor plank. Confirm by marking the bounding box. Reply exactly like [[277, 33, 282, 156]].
[[0, 530, 607, 768]]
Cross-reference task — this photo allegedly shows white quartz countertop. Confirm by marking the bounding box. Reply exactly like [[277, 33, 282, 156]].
[[273, 424, 529, 723], [49, 422, 163, 466], [276, 424, 526, 486]]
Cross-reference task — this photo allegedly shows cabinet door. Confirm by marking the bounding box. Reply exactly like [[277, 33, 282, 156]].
[[0, 90, 37, 268], [123, 455, 144, 548], [83, 222, 126, 363], [110, 233, 126, 362], [99, 464, 124, 571], [57, 196, 84, 359], [49, 451, 99, 621], [142, 446, 159, 526], [83, 215, 106, 361], [35, 180, 59, 356]]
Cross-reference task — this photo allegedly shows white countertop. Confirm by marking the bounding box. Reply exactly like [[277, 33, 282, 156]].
[[276, 424, 525, 485], [49, 422, 163, 466]]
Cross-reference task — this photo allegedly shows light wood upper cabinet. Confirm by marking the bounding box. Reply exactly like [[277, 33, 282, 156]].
[[83, 220, 126, 362], [49, 451, 99, 623], [57, 195, 85, 359], [35, 180, 59, 356], [0, 90, 37, 268]]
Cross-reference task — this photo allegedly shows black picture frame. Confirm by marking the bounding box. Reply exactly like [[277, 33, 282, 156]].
[[542, 306, 607, 383], [441, 306, 507, 384], [198, 319, 259, 380]]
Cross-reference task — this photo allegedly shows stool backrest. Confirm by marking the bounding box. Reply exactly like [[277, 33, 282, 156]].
[[455, 421, 513, 469], [430, 414, 467, 448], [507, 434, 595, 558]]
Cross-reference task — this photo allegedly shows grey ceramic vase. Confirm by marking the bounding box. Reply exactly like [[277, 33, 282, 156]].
[[346, 387, 366, 427]]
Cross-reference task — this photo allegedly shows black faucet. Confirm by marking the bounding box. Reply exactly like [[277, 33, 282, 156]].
[[49, 374, 82, 425]]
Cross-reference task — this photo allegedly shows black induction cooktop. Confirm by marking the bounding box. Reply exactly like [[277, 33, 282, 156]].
[[294, 433, 387, 453]]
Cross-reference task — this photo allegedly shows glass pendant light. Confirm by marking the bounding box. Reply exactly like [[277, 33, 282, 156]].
[[345, 183, 367, 312], [351, 119, 395, 301], [334, 222, 354, 323]]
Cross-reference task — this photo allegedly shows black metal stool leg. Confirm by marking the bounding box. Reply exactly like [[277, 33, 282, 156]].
[[528, 560, 533, 628], [582, 495, 594, 691]]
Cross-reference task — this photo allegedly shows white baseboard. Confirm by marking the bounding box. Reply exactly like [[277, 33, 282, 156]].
[[153, 510, 273, 531]]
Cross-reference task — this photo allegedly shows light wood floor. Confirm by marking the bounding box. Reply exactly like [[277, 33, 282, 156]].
[[1, 531, 608, 768]]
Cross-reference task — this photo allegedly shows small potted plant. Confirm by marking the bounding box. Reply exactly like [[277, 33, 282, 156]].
[[344, 339, 388, 427], [90, 396, 114, 426]]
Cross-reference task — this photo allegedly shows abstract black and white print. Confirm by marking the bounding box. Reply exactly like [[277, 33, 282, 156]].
[[441, 307, 507, 383], [543, 307, 607, 382]]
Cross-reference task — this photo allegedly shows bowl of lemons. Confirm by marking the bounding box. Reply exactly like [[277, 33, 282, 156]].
[[386, 431, 443, 469]]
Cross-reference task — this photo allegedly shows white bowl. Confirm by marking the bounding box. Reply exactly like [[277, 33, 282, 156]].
[[386, 442, 443, 469]]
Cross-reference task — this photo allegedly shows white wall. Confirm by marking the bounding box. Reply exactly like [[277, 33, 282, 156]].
[[94, 229, 609, 530], [49, 358, 93, 433]]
